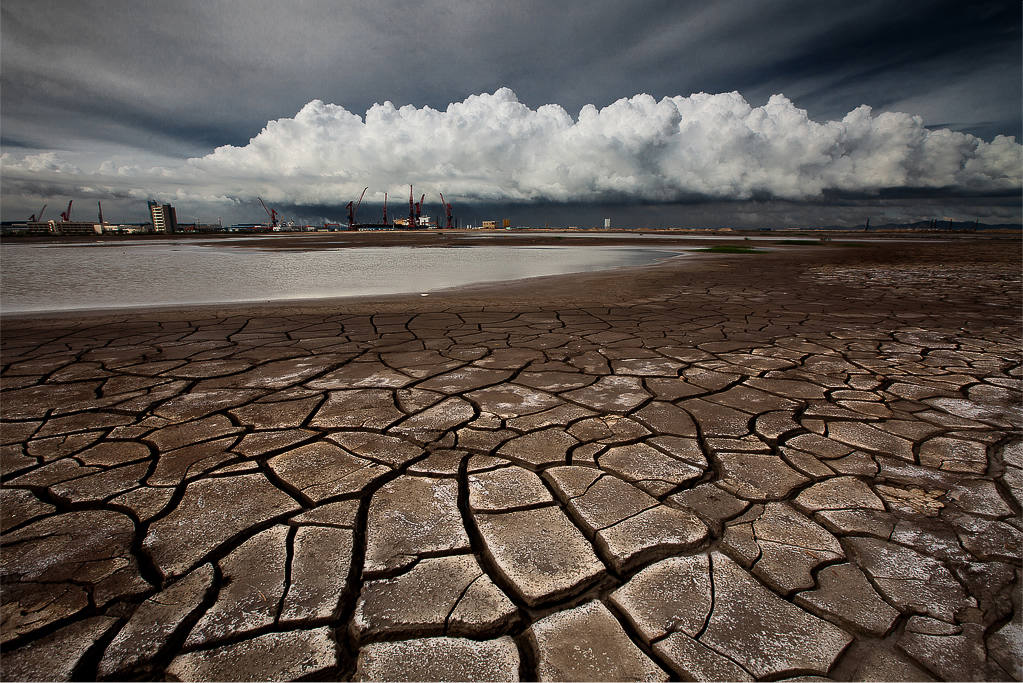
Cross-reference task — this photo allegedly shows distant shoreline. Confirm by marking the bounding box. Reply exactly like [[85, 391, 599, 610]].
[[0, 224, 1020, 246]]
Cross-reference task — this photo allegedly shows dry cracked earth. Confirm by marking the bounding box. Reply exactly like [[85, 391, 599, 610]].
[[1, 238, 1021, 681]]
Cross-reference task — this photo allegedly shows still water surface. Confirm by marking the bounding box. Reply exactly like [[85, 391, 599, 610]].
[[1, 241, 679, 313]]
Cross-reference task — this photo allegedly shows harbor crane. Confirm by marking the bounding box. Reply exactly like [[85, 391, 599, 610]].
[[257, 197, 279, 228], [346, 186, 368, 228], [439, 192, 453, 229], [29, 203, 46, 222], [59, 200, 73, 222], [414, 193, 425, 227]]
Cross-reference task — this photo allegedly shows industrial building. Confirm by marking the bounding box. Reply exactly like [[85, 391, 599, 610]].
[[227, 223, 273, 232], [12, 221, 102, 235], [1, 222, 52, 236], [175, 222, 226, 233], [51, 221, 102, 235]]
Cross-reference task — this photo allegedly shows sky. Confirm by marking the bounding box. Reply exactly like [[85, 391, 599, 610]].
[[2, 0, 1020, 228]]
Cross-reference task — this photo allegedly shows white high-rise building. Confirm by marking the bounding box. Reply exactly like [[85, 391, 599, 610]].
[[148, 200, 178, 233]]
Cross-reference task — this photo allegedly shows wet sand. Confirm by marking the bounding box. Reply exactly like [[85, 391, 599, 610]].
[[4, 231, 1016, 322]]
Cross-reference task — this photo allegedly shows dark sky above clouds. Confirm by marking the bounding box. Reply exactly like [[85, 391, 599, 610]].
[[1, 0, 1020, 227]]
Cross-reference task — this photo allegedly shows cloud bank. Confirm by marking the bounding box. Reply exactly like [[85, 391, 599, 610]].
[[189, 88, 1021, 205], [3, 87, 1019, 220]]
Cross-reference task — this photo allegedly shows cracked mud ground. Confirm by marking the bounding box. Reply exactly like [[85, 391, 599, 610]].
[[1, 237, 1020, 681]]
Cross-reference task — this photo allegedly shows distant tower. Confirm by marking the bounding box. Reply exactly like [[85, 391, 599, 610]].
[[408, 185, 415, 230], [165, 204, 178, 233], [148, 200, 164, 232], [604, 218, 611, 229], [148, 200, 178, 234]]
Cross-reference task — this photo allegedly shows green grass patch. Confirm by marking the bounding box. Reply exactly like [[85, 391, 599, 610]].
[[696, 245, 762, 253]]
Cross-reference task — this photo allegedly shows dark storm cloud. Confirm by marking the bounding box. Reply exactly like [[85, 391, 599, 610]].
[[1, 0, 1019, 225], [722, 2, 1020, 128], [4, 0, 1019, 149]]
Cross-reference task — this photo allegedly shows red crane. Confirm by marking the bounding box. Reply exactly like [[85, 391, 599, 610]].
[[414, 193, 425, 227], [346, 186, 368, 228], [59, 200, 73, 222], [382, 192, 388, 224], [29, 203, 46, 222], [439, 193, 453, 229], [356, 187, 367, 222], [257, 197, 279, 228]]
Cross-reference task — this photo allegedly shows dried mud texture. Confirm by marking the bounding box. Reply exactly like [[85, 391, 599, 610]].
[[1, 236, 1021, 681]]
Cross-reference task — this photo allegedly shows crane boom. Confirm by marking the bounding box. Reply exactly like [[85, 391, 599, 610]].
[[257, 196, 279, 228], [30, 203, 47, 222], [346, 187, 368, 228], [414, 194, 425, 226], [60, 200, 73, 222], [440, 192, 453, 229]]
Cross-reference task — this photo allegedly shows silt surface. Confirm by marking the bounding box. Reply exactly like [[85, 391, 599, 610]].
[[1, 234, 1020, 681]]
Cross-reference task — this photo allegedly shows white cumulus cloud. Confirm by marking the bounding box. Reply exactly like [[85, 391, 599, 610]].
[[189, 88, 1022, 205], [1, 151, 81, 175]]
